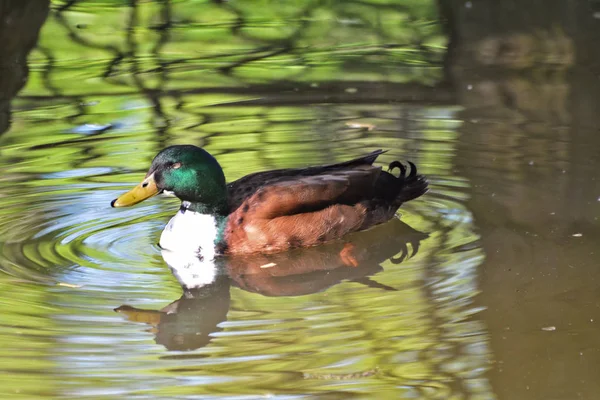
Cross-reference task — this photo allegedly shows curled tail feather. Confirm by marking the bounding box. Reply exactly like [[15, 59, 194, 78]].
[[387, 161, 428, 205]]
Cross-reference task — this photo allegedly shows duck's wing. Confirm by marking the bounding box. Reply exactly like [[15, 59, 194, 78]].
[[226, 149, 386, 212], [237, 165, 382, 219], [223, 164, 382, 254]]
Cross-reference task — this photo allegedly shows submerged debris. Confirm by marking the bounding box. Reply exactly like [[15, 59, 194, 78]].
[[71, 123, 113, 135], [345, 122, 376, 131], [57, 282, 83, 288], [542, 326, 556, 331], [303, 367, 379, 380]]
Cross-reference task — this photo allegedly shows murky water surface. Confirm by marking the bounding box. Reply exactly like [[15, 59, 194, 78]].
[[1, 1, 599, 399]]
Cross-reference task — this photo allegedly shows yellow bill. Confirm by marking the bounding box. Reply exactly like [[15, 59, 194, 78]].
[[111, 173, 159, 207]]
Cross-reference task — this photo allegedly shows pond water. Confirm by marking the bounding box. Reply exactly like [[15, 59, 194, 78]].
[[1, 1, 599, 399]]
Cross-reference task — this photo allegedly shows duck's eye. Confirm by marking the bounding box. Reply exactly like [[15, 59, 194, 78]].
[[171, 162, 182, 169]]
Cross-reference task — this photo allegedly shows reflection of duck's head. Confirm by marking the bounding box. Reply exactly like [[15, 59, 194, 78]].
[[111, 144, 427, 257], [115, 274, 231, 352]]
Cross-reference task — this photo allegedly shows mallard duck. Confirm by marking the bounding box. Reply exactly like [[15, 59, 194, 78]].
[[111, 145, 427, 258]]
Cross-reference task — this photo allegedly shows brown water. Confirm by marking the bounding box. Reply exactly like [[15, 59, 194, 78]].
[[0, 1, 599, 399]]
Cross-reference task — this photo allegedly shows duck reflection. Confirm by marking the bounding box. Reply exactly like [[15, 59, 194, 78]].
[[116, 218, 427, 351]]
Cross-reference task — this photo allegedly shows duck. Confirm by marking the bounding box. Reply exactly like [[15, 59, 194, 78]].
[[111, 145, 428, 258]]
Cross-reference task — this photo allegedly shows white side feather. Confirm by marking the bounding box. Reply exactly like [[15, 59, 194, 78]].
[[159, 209, 218, 258]]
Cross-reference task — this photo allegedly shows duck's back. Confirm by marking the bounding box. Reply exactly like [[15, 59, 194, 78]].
[[222, 150, 427, 254]]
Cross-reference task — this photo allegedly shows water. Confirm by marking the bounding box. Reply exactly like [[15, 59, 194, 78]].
[[1, 1, 599, 399]]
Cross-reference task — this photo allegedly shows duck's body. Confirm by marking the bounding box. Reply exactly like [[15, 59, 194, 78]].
[[112, 145, 428, 259]]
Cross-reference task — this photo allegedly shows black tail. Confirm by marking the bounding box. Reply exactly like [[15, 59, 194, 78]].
[[388, 161, 428, 204], [357, 159, 428, 230]]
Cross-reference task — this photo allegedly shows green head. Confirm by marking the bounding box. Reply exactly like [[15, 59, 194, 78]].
[[111, 145, 228, 215]]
